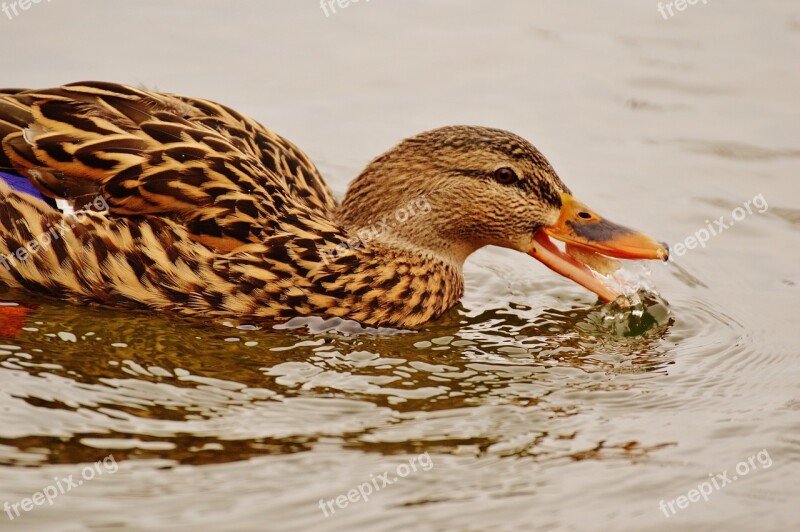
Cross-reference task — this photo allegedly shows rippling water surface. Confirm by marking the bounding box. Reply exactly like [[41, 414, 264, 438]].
[[1, 1, 798, 530]]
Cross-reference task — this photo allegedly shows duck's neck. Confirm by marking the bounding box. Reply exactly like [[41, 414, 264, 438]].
[[332, 173, 475, 327], [318, 237, 465, 328], [337, 189, 480, 266]]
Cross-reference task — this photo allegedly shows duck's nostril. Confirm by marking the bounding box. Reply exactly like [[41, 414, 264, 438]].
[[578, 211, 591, 219]]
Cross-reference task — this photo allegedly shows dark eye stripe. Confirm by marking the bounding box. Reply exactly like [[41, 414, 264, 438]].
[[452, 168, 562, 208], [453, 168, 528, 189], [452, 168, 488, 178]]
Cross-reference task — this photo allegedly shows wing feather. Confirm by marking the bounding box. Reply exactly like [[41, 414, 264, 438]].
[[0, 81, 338, 251]]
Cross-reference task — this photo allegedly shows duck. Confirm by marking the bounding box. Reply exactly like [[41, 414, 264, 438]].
[[0, 81, 667, 329]]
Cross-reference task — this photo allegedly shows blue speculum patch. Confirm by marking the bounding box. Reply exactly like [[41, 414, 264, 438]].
[[0, 169, 47, 201]]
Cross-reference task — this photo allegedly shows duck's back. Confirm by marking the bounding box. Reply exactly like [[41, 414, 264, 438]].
[[0, 81, 338, 251]]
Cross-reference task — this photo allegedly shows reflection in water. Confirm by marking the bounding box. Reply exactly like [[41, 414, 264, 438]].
[[0, 286, 676, 471], [0, 252, 785, 531]]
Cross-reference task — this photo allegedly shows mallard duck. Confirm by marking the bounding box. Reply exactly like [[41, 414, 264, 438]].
[[0, 82, 667, 329]]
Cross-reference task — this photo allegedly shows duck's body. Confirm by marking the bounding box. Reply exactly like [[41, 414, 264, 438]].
[[0, 82, 463, 327], [0, 82, 665, 329]]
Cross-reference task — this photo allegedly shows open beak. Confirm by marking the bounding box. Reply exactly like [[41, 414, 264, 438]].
[[528, 192, 668, 302]]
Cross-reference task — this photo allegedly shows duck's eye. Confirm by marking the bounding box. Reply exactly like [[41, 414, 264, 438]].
[[493, 167, 518, 185]]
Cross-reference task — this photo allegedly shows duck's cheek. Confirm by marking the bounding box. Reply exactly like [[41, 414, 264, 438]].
[[541, 206, 562, 229]]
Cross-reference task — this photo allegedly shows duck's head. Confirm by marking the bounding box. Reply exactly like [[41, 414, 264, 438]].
[[338, 126, 668, 302]]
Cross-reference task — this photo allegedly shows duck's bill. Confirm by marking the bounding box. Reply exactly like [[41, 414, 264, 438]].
[[528, 193, 669, 302]]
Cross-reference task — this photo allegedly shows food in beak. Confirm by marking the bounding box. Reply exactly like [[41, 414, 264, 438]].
[[528, 192, 668, 302], [565, 244, 620, 276]]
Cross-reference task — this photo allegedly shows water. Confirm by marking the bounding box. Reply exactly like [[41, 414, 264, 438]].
[[1, 1, 799, 530]]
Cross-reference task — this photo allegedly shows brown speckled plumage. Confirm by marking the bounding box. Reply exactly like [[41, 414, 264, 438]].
[[0, 82, 569, 328]]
